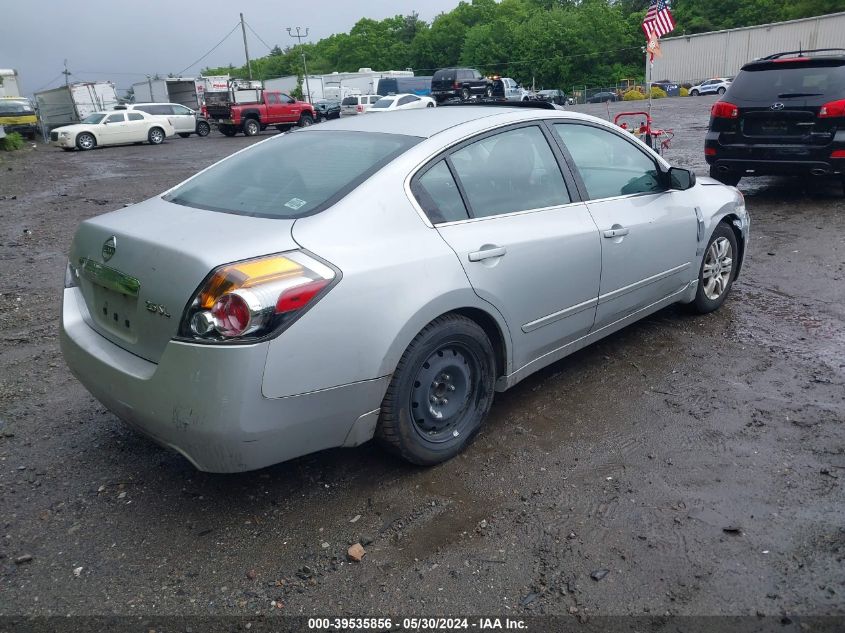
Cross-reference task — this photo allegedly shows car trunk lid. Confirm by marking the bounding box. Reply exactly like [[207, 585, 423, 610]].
[[68, 197, 299, 364]]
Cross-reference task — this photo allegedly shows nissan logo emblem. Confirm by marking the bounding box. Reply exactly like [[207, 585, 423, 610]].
[[770, 102, 785, 111], [102, 236, 117, 262]]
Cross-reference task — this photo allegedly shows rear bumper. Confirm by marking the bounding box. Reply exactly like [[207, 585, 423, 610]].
[[705, 131, 845, 175], [60, 287, 389, 472]]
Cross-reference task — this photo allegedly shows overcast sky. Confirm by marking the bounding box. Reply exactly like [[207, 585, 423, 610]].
[[3, 0, 459, 96]]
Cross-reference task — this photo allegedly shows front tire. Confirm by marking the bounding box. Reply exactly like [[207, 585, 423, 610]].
[[243, 118, 260, 136], [298, 113, 314, 128], [195, 121, 210, 137], [691, 223, 738, 314], [690, 89, 699, 96], [717, 87, 726, 95], [485, 85, 493, 98], [148, 127, 165, 145], [377, 315, 496, 466], [76, 132, 95, 151]]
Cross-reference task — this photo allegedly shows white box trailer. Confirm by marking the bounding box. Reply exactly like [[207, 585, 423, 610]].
[[0, 69, 22, 98], [264, 69, 414, 102], [35, 81, 119, 130], [132, 77, 201, 109]]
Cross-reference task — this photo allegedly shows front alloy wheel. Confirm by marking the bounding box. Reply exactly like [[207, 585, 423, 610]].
[[691, 223, 738, 313], [76, 132, 95, 150]]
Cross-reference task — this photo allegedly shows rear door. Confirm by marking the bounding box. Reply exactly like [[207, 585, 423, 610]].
[[550, 122, 698, 330], [725, 60, 845, 149], [413, 123, 602, 371], [125, 112, 149, 141]]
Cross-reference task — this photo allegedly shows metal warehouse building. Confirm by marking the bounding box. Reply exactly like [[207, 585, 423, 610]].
[[651, 11, 845, 83]]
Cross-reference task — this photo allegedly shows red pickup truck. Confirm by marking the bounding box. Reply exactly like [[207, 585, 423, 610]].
[[206, 91, 317, 137]]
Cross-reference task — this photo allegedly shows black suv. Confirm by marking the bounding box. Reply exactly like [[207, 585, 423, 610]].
[[705, 49, 845, 190], [431, 68, 493, 103]]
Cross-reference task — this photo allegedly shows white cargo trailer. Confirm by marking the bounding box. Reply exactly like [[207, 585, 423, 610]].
[[132, 77, 201, 109], [35, 82, 119, 130], [0, 69, 22, 98]]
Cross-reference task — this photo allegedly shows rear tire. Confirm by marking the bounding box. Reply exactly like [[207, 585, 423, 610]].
[[461, 87, 470, 101], [148, 127, 165, 145], [376, 315, 496, 466], [426, 102, 435, 108], [717, 87, 726, 95], [485, 85, 493, 98], [709, 165, 741, 186], [298, 113, 314, 128], [243, 118, 260, 136], [76, 132, 95, 151], [690, 223, 738, 314], [195, 121, 210, 137], [178, 132, 191, 138]]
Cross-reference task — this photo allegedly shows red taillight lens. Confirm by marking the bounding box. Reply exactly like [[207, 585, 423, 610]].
[[704, 147, 716, 156], [819, 99, 845, 118], [356, 104, 363, 112], [711, 101, 739, 119], [180, 251, 336, 343], [211, 293, 251, 337], [276, 279, 330, 314], [453, 82, 461, 89], [831, 150, 845, 158]]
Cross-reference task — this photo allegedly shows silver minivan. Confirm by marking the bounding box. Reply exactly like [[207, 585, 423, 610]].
[[118, 103, 210, 137], [340, 95, 383, 116]]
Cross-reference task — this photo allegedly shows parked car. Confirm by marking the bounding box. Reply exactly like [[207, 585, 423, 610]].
[[340, 94, 382, 116], [61, 106, 748, 472], [431, 68, 493, 102], [205, 90, 315, 136], [689, 78, 732, 96], [491, 77, 533, 101], [705, 49, 845, 189], [367, 94, 436, 112], [116, 102, 210, 137], [313, 99, 341, 122], [50, 110, 175, 151], [536, 89, 571, 106], [588, 91, 617, 103]]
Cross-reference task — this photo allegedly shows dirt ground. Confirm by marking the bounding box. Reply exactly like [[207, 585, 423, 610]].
[[0, 96, 843, 623]]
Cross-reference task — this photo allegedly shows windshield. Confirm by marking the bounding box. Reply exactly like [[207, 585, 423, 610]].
[[730, 63, 845, 101], [0, 100, 34, 115], [80, 113, 106, 124], [164, 130, 420, 218], [371, 98, 395, 109]]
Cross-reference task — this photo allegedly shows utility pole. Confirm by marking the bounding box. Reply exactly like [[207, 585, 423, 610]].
[[287, 27, 311, 103], [62, 59, 71, 86], [240, 13, 253, 81]]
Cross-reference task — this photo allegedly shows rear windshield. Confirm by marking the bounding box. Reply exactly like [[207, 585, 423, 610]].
[[163, 130, 420, 218], [730, 62, 845, 101], [371, 98, 394, 109], [341, 97, 358, 106]]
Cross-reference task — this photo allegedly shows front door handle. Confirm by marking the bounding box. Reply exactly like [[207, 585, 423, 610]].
[[603, 227, 629, 238], [468, 246, 507, 262]]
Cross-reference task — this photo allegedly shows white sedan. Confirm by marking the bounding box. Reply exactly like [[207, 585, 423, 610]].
[[50, 110, 176, 151], [367, 93, 436, 113]]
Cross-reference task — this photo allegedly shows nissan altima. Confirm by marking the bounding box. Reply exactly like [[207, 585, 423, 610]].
[[61, 106, 749, 472]]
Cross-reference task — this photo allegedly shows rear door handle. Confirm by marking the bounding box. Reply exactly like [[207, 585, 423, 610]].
[[603, 227, 629, 238], [468, 246, 507, 262]]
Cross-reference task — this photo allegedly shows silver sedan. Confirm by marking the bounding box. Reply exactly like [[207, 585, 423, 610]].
[[61, 106, 749, 472]]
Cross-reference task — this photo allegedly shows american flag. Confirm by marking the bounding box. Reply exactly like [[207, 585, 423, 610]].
[[642, 0, 676, 38]]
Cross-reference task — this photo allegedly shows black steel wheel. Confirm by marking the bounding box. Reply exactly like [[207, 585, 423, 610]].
[[377, 314, 496, 465]]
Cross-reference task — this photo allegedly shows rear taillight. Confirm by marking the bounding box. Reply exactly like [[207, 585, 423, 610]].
[[711, 101, 739, 119], [179, 251, 336, 343], [831, 150, 845, 158], [819, 99, 845, 118], [356, 104, 363, 112], [453, 82, 461, 89], [704, 147, 716, 156]]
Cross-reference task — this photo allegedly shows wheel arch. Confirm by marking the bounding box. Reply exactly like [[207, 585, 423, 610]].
[[719, 213, 747, 278]]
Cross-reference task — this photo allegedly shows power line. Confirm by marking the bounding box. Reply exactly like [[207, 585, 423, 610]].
[[245, 21, 275, 52], [176, 23, 241, 75], [32, 74, 64, 93]]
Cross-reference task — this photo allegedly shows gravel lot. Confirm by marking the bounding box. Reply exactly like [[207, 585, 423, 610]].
[[1, 96, 843, 622]]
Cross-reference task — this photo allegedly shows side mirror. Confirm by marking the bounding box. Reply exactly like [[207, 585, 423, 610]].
[[669, 167, 696, 190]]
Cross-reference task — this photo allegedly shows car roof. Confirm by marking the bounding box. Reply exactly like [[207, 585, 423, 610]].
[[300, 106, 591, 139]]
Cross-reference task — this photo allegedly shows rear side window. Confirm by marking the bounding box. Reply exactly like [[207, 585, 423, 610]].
[[164, 131, 420, 218], [398, 95, 417, 106], [371, 98, 393, 109], [730, 62, 845, 101], [127, 112, 144, 121], [450, 126, 570, 217], [412, 161, 468, 224], [553, 123, 662, 199]]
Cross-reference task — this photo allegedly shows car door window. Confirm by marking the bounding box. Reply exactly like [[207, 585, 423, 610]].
[[412, 161, 469, 224], [552, 123, 663, 200], [127, 112, 144, 121], [397, 95, 417, 106], [267, 94, 281, 105], [172, 105, 193, 115], [104, 113, 124, 123], [450, 126, 570, 218]]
